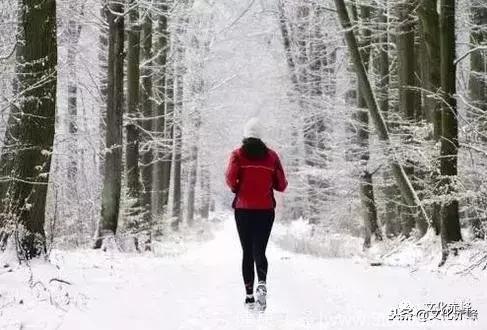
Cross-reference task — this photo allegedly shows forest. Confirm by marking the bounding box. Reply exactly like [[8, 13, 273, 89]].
[[0, 0, 487, 328]]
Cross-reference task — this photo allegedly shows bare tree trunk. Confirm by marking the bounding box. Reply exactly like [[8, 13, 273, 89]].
[[94, 1, 125, 249], [199, 161, 210, 219], [0, 0, 57, 258], [140, 13, 154, 250], [355, 3, 382, 248], [154, 3, 171, 216], [185, 124, 199, 226], [333, 0, 430, 235], [438, 0, 462, 266], [64, 3, 84, 246], [171, 3, 193, 230], [67, 10, 82, 184], [361, 171, 381, 248], [418, 0, 442, 235], [277, 0, 299, 88], [374, 3, 401, 238], [171, 92, 182, 230], [396, 0, 419, 238], [161, 68, 174, 217], [397, 2, 417, 121], [126, 0, 142, 209], [375, 5, 390, 120], [185, 34, 205, 226], [171, 47, 184, 229], [418, 0, 442, 139], [468, 0, 487, 239], [470, 2, 487, 111]]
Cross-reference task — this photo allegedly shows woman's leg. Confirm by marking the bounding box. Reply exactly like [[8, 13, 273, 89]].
[[235, 209, 255, 295], [252, 210, 275, 283]]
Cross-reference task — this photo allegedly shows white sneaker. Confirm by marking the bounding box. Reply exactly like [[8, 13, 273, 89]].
[[255, 281, 267, 310]]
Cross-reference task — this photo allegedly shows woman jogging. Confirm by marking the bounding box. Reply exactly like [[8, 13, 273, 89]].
[[225, 117, 288, 310]]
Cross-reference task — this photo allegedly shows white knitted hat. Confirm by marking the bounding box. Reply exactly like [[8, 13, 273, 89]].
[[243, 117, 263, 139]]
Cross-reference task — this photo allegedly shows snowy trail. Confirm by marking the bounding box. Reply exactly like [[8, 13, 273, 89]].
[[2, 217, 486, 330]]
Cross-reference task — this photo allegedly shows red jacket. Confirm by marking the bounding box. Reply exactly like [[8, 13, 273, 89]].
[[225, 147, 288, 209]]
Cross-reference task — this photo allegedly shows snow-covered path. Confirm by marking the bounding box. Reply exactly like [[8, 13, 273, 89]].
[[2, 218, 486, 330]]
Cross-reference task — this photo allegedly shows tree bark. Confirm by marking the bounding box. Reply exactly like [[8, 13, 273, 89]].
[[171, 94, 182, 230], [64, 3, 84, 246], [396, 0, 419, 238], [185, 121, 199, 226], [418, 0, 442, 138], [438, 0, 462, 265], [199, 162, 210, 219], [469, 2, 487, 112], [361, 171, 381, 248], [171, 65, 183, 230], [468, 1, 487, 239], [94, 1, 125, 249], [397, 1, 417, 121], [185, 33, 206, 226], [67, 7, 83, 183], [355, 3, 382, 248], [418, 0, 442, 235], [374, 3, 401, 238], [126, 0, 142, 206], [161, 68, 174, 217], [154, 3, 171, 216], [375, 5, 389, 120], [140, 13, 154, 249], [171, 2, 193, 230], [277, 0, 300, 89], [0, 0, 57, 258]]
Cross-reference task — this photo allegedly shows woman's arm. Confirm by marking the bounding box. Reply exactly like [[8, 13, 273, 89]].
[[225, 150, 240, 193], [273, 153, 288, 192]]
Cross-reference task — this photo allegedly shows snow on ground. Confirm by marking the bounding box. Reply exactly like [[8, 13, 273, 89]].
[[1, 215, 486, 330], [272, 217, 364, 258]]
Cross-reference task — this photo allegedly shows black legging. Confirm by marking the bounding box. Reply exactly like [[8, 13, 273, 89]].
[[234, 209, 275, 295]]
